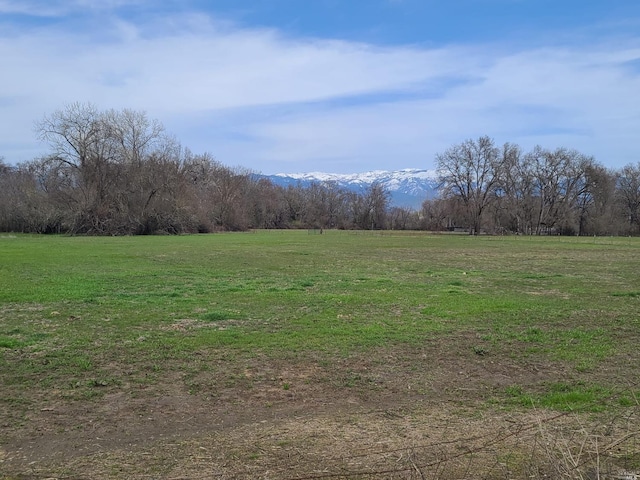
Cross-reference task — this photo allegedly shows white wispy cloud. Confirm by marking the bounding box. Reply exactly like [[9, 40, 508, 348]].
[[0, 4, 639, 173]]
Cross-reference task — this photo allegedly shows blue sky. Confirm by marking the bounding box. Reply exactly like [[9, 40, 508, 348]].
[[1, 0, 640, 174]]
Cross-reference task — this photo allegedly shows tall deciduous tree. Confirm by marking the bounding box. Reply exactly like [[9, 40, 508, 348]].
[[617, 162, 640, 234], [35, 103, 181, 234], [366, 182, 391, 230], [492, 142, 539, 234], [575, 162, 617, 235], [436, 136, 503, 234], [527, 146, 591, 235]]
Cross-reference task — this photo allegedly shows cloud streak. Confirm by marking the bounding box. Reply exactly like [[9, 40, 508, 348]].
[[1, 4, 639, 173]]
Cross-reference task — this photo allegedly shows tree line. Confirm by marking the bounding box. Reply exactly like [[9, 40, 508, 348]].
[[0, 104, 391, 235], [434, 136, 640, 236], [0, 105, 638, 235]]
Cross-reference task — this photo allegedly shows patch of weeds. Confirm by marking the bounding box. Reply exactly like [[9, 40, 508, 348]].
[[72, 356, 93, 371], [538, 382, 610, 411], [618, 393, 640, 407], [201, 310, 237, 321], [473, 345, 489, 356], [186, 380, 202, 395], [515, 326, 546, 343], [90, 378, 111, 387], [81, 389, 102, 400], [0, 336, 24, 349], [502, 382, 611, 412], [63, 378, 114, 401], [341, 372, 362, 388], [504, 384, 529, 401], [0, 330, 49, 349], [611, 291, 640, 297], [575, 360, 594, 373], [0, 395, 32, 408], [552, 328, 612, 368], [247, 451, 261, 461], [489, 324, 612, 371], [336, 371, 380, 389]]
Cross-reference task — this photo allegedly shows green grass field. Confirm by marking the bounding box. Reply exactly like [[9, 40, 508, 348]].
[[1, 231, 639, 478]]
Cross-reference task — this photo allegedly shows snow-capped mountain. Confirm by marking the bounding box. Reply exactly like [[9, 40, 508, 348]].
[[259, 168, 439, 209]]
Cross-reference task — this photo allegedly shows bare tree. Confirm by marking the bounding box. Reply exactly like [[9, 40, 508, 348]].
[[419, 198, 453, 231], [102, 108, 165, 166], [246, 178, 291, 229], [35, 103, 181, 234], [292, 181, 350, 229], [0, 159, 65, 233], [575, 162, 617, 235], [436, 136, 503, 234], [280, 184, 305, 227], [492, 142, 539, 234], [209, 165, 254, 230], [302, 182, 332, 229], [366, 182, 391, 230], [36, 103, 115, 232], [617, 162, 640, 234], [0, 159, 18, 231], [388, 206, 418, 230], [526, 147, 591, 235], [344, 183, 390, 230]]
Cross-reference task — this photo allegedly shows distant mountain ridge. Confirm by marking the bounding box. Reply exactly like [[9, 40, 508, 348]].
[[259, 168, 439, 209]]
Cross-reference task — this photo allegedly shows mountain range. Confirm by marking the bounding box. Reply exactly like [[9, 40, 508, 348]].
[[258, 168, 439, 209]]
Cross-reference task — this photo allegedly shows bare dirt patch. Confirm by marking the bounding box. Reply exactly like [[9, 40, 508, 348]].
[[2, 333, 638, 479]]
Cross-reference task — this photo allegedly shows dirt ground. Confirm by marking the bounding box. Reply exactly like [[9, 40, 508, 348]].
[[2, 333, 639, 479]]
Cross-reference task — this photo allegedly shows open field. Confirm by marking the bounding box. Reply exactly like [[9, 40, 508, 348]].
[[1, 231, 639, 479]]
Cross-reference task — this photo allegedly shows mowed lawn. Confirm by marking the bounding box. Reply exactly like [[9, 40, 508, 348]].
[[1, 231, 639, 478]]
